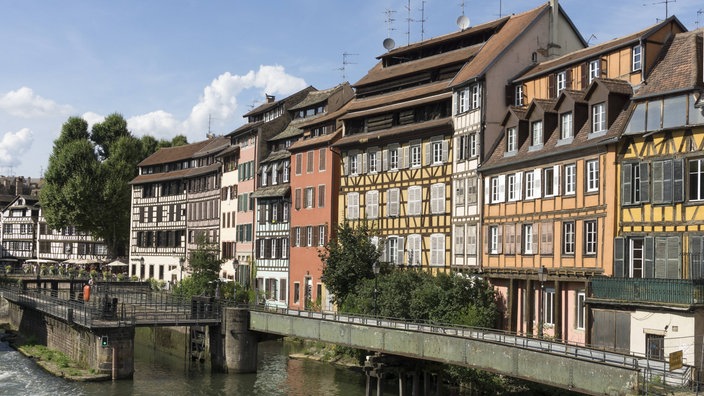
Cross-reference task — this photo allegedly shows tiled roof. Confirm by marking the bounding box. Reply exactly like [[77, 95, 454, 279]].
[[260, 150, 290, 164], [634, 29, 704, 98], [288, 85, 342, 111], [334, 118, 452, 148], [354, 44, 482, 88], [243, 86, 316, 117], [251, 184, 290, 199], [138, 140, 211, 167], [482, 81, 632, 173], [514, 17, 684, 83], [269, 117, 311, 142], [340, 92, 452, 121], [346, 80, 450, 113], [450, 4, 548, 87], [288, 129, 342, 152], [227, 120, 264, 136], [215, 144, 239, 158], [193, 136, 230, 158], [130, 162, 220, 185]]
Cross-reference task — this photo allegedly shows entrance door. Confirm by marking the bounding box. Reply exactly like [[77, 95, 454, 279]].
[[304, 277, 312, 309], [646, 334, 664, 360]]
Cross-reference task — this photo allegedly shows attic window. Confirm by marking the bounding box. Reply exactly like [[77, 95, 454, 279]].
[[530, 121, 543, 149]]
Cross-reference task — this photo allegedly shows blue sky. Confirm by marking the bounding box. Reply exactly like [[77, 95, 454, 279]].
[[0, 0, 702, 178]]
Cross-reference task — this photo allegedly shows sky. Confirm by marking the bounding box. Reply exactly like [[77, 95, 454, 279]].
[[0, 0, 702, 179]]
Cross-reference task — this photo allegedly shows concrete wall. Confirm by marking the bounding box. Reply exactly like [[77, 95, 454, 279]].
[[7, 301, 134, 378]]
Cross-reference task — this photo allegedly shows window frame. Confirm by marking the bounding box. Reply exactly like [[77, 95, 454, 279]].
[[506, 127, 517, 153], [586, 160, 599, 193], [560, 112, 573, 140], [563, 221, 575, 255], [632, 44, 642, 72], [592, 102, 606, 133], [584, 220, 597, 256], [564, 164, 576, 195], [531, 120, 543, 148]]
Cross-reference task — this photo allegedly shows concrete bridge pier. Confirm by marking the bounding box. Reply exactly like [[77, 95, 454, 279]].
[[220, 307, 258, 373], [96, 327, 135, 379]]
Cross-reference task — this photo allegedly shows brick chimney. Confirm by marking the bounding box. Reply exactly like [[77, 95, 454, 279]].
[[265, 94, 275, 103]]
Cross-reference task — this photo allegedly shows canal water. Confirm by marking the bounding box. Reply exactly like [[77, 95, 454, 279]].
[[0, 336, 385, 396]]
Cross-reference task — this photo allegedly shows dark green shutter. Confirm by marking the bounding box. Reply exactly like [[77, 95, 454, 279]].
[[614, 237, 625, 277], [622, 164, 632, 205], [654, 237, 667, 278], [691, 236, 703, 279], [673, 159, 684, 202], [644, 237, 655, 278], [640, 162, 650, 203], [667, 236, 681, 279], [663, 160, 673, 203]]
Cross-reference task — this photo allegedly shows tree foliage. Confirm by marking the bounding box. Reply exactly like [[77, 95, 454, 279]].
[[319, 220, 381, 307], [174, 237, 222, 298], [40, 114, 188, 257]]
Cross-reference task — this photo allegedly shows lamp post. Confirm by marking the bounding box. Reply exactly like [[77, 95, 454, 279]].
[[179, 257, 185, 282], [537, 266, 548, 338], [372, 262, 380, 317]]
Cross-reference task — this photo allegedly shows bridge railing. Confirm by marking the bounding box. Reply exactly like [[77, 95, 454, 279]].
[[250, 305, 694, 387]]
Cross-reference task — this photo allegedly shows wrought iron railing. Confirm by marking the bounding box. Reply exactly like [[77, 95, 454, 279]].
[[591, 277, 704, 305]]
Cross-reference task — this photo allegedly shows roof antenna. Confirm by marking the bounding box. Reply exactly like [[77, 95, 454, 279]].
[[456, 0, 470, 31], [405, 0, 413, 45], [642, 0, 676, 19], [696, 9, 703, 28], [337, 52, 357, 81], [383, 9, 397, 51], [586, 34, 597, 46], [418, 1, 427, 41]]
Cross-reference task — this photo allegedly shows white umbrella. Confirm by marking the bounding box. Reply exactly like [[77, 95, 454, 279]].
[[106, 260, 128, 267]]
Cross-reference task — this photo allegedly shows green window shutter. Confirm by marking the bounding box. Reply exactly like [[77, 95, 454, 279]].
[[662, 160, 673, 203], [622, 164, 632, 205], [640, 162, 650, 202], [644, 236, 655, 278], [667, 236, 681, 279], [673, 159, 684, 202], [614, 237, 625, 277], [654, 237, 667, 278], [690, 236, 703, 279], [652, 161, 663, 203]]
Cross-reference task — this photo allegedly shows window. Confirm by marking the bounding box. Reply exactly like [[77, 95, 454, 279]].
[[632, 44, 642, 72], [560, 112, 573, 140], [430, 234, 444, 266], [544, 288, 555, 325], [368, 149, 378, 173], [457, 86, 469, 113], [544, 166, 559, 197], [318, 185, 326, 208], [318, 225, 326, 246], [387, 188, 399, 217], [430, 183, 445, 214], [584, 220, 597, 255], [283, 161, 290, 182], [346, 193, 359, 219], [491, 177, 500, 203], [294, 227, 301, 247], [469, 134, 477, 158], [588, 59, 600, 84], [576, 291, 586, 329], [385, 236, 401, 264], [306, 151, 314, 173], [431, 139, 446, 164], [488, 226, 501, 254], [319, 148, 326, 171], [389, 146, 399, 170], [690, 159, 704, 201], [621, 162, 648, 205], [507, 174, 518, 201], [407, 234, 422, 265], [294, 283, 300, 304], [525, 171, 534, 199], [506, 127, 517, 153], [468, 176, 478, 204], [408, 186, 422, 215], [523, 224, 534, 254], [586, 160, 599, 192], [349, 153, 359, 175], [515, 85, 524, 106], [471, 84, 481, 109], [304, 187, 315, 208], [455, 180, 465, 206], [629, 238, 645, 278], [592, 103, 606, 133], [539, 223, 553, 255], [531, 121, 543, 147], [306, 226, 313, 247], [366, 190, 379, 219], [410, 143, 421, 167], [467, 225, 477, 256], [563, 222, 575, 255], [564, 164, 576, 195], [556, 71, 566, 94]]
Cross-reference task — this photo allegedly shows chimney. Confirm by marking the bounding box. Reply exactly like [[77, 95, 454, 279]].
[[265, 94, 275, 103], [15, 177, 21, 195], [549, 0, 559, 57]]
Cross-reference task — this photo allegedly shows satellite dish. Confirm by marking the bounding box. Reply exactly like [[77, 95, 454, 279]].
[[457, 15, 470, 30], [383, 37, 396, 51]]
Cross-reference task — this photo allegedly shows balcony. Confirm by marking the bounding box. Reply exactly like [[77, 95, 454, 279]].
[[590, 277, 704, 306]]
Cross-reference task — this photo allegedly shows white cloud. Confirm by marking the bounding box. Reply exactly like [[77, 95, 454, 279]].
[[81, 111, 105, 130], [127, 110, 180, 139], [0, 128, 34, 168], [0, 87, 73, 118]]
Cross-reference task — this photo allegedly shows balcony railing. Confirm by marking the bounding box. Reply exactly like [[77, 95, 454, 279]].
[[591, 277, 704, 306]]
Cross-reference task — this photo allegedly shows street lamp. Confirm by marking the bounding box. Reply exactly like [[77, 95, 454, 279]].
[[179, 257, 185, 282], [537, 266, 548, 338], [372, 262, 380, 317]]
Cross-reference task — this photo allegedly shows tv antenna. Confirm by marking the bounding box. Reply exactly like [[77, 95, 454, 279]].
[[586, 34, 597, 46], [383, 9, 397, 51], [248, 99, 262, 111], [337, 52, 357, 81], [697, 9, 703, 28], [643, 0, 675, 19], [418, 1, 427, 41], [404, 0, 413, 45]]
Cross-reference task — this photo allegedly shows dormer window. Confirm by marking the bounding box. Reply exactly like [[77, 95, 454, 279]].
[[506, 127, 517, 153], [592, 103, 606, 134], [457, 87, 469, 113], [588, 60, 600, 84], [560, 112, 573, 140], [471, 84, 481, 109], [632, 45, 642, 72], [531, 121, 543, 148]]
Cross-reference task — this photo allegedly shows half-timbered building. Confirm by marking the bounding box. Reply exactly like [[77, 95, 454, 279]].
[[449, 1, 585, 270], [36, 206, 108, 264], [589, 29, 704, 364], [0, 195, 39, 263], [480, 78, 632, 343]]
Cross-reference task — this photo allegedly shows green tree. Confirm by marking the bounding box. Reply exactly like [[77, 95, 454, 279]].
[[40, 114, 173, 257], [174, 236, 222, 298], [319, 220, 381, 308]]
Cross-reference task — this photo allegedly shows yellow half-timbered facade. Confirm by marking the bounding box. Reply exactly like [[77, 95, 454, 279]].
[[589, 29, 704, 364]]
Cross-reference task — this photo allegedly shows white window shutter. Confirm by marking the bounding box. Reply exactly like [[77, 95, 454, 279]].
[[484, 177, 491, 204], [553, 165, 560, 196], [498, 175, 506, 202], [515, 172, 523, 200], [442, 140, 449, 163], [402, 146, 409, 169], [397, 237, 405, 264], [382, 149, 388, 171], [424, 142, 431, 165], [534, 169, 542, 197]]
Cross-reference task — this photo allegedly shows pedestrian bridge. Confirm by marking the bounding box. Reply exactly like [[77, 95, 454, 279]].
[[249, 307, 693, 395], [0, 279, 695, 395]]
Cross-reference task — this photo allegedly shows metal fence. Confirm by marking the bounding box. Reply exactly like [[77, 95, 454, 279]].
[[591, 277, 704, 305]]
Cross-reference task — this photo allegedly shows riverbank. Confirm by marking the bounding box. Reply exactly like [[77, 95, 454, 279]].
[[0, 323, 109, 382]]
